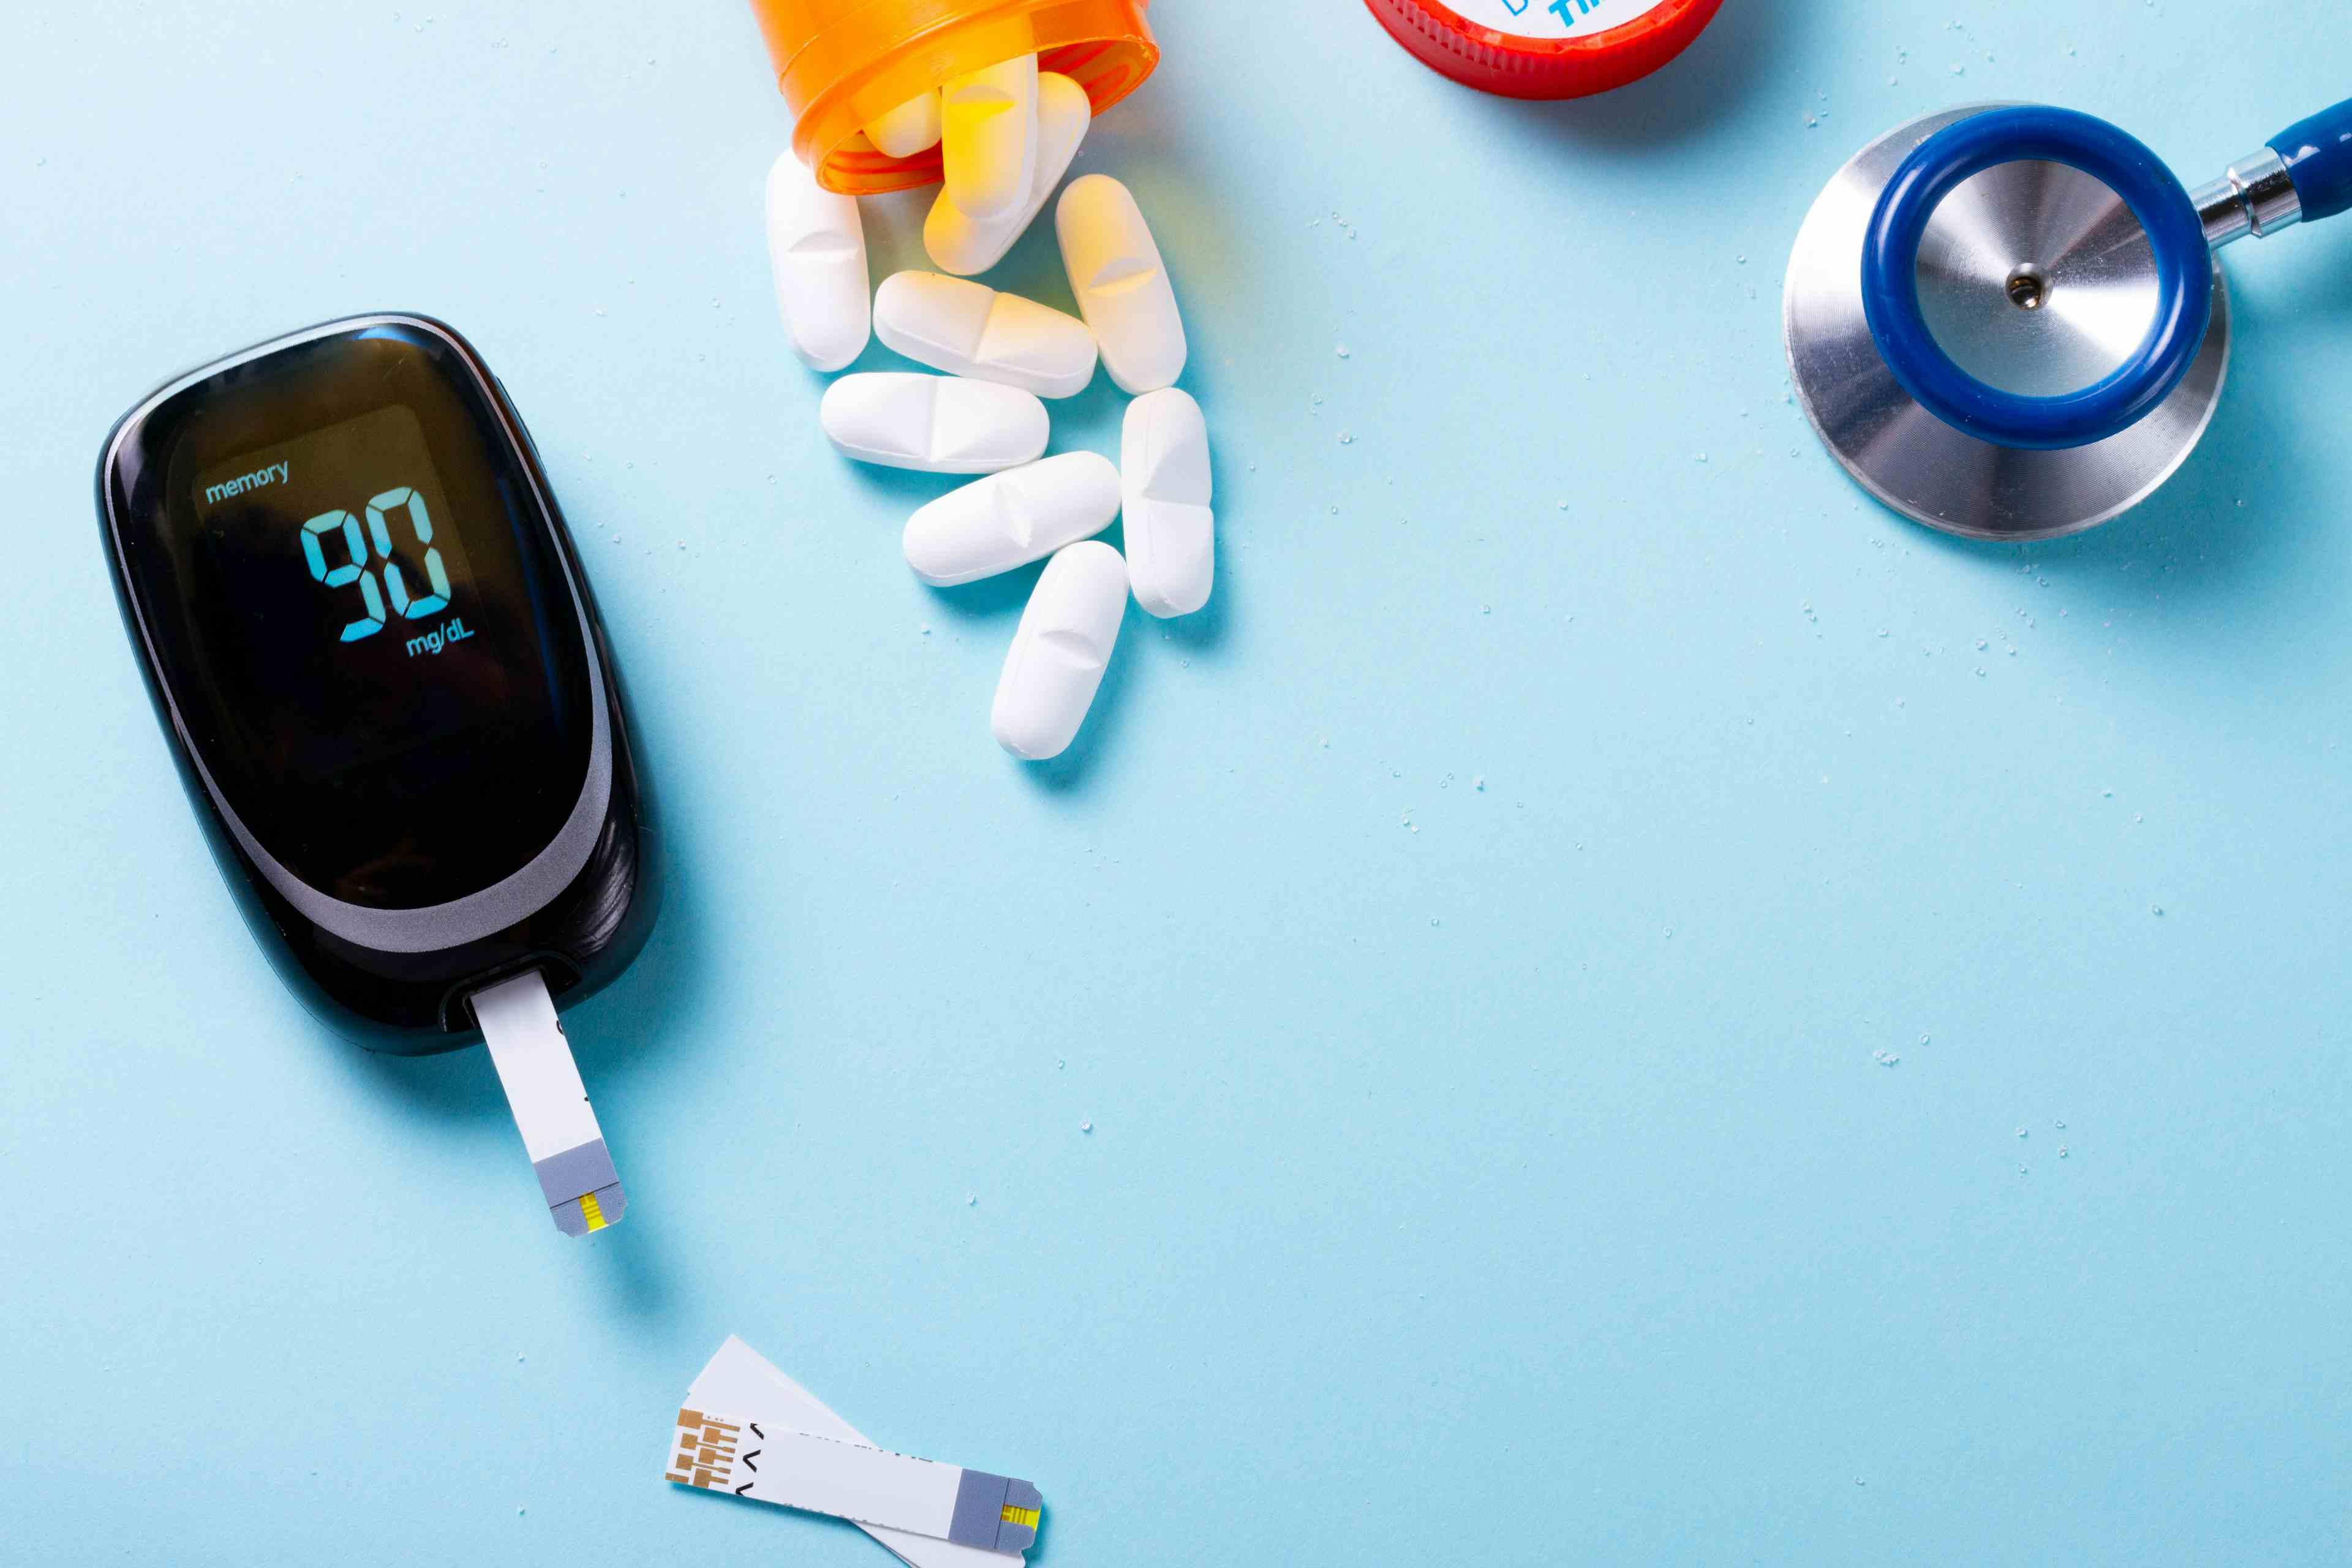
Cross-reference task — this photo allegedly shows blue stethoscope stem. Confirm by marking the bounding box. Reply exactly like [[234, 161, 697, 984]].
[[1860, 97, 2352, 452]]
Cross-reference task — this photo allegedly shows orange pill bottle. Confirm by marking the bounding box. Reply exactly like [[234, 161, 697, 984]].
[[748, 0, 1159, 194]]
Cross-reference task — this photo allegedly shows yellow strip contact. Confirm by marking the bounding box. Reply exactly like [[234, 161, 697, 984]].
[[579, 1191, 608, 1232], [1001, 1505, 1040, 1528]]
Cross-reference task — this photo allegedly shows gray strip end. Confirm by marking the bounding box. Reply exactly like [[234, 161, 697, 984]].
[[533, 1138, 618, 1208], [947, 1469, 1012, 1551], [997, 1479, 1042, 1552]]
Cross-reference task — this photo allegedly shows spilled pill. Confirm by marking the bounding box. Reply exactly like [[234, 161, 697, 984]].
[[992, 541, 1127, 760], [926, 72, 1090, 277], [903, 451, 1120, 586], [941, 54, 1038, 224], [874, 272, 1097, 399], [1120, 388, 1213, 617], [764, 152, 870, 372], [1056, 175, 1186, 394], [820, 373, 1047, 473], [864, 89, 942, 159]]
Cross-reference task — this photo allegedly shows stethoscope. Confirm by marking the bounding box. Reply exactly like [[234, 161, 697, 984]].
[[1785, 98, 2352, 540]]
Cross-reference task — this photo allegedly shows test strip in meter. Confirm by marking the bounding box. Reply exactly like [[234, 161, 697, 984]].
[[470, 970, 624, 1237], [668, 1409, 1042, 1555]]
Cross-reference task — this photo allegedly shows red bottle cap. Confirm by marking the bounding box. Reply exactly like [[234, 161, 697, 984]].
[[1363, 0, 1725, 100]]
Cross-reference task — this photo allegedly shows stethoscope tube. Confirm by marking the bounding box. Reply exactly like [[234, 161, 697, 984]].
[[2274, 102, 2352, 222], [1859, 97, 2352, 452]]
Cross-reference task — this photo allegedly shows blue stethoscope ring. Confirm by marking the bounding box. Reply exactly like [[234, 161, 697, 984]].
[[1860, 107, 2214, 452]]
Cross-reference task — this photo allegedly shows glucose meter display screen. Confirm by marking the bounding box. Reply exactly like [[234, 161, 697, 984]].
[[113, 324, 594, 911], [193, 405, 482, 668]]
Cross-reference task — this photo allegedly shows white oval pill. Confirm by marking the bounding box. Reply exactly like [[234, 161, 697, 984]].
[[926, 72, 1090, 277], [941, 54, 1038, 224], [765, 151, 870, 372], [1055, 174, 1186, 395], [904, 452, 1120, 587], [1120, 389, 1213, 617], [992, 541, 1128, 760], [864, 89, 941, 159], [820, 373, 1047, 474], [874, 272, 1098, 399]]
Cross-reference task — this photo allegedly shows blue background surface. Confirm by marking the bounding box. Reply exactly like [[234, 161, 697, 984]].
[[4, 2, 2350, 1561]]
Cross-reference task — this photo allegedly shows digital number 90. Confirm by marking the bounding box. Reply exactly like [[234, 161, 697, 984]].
[[299, 486, 453, 643]]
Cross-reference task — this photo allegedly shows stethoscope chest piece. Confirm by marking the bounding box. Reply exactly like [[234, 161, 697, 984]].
[[1784, 105, 2231, 541], [1790, 94, 2352, 540]]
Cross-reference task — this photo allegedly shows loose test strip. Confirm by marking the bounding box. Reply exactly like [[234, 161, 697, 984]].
[[669, 1412, 1042, 1555], [470, 970, 623, 1237], [686, 1337, 1022, 1568]]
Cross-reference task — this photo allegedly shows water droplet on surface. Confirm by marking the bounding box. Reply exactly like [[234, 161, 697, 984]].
[[1080, 1121, 1093, 1134]]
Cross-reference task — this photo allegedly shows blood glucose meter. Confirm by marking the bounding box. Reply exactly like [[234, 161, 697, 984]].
[[96, 314, 659, 1235]]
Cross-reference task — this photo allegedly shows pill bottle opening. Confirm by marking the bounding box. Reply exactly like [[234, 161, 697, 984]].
[[752, 0, 1159, 194]]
